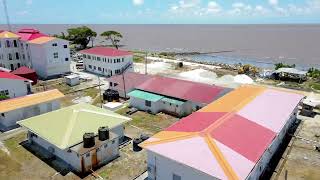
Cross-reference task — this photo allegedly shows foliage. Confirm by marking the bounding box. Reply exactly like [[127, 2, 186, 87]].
[[67, 26, 97, 49], [238, 64, 259, 76], [53, 32, 68, 40], [0, 94, 9, 101], [101, 31, 123, 49], [309, 82, 320, 91], [274, 63, 296, 70], [133, 56, 145, 63], [308, 68, 320, 79], [159, 52, 175, 57]]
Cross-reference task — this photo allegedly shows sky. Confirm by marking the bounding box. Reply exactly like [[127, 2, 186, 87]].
[[0, 0, 320, 24]]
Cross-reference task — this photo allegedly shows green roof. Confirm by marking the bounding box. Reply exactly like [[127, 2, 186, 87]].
[[18, 103, 131, 149], [128, 90, 164, 102], [162, 97, 186, 106]]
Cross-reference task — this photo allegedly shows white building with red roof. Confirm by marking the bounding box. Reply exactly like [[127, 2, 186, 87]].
[[0, 71, 32, 99], [80, 47, 133, 77], [0, 28, 70, 79]]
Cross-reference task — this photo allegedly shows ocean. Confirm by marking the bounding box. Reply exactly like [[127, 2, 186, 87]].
[[1, 24, 319, 69]]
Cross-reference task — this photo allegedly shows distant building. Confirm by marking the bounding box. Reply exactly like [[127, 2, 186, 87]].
[[141, 85, 304, 180], [128, 76, 231, 117], [107, 72, 154, 98], [0, 29, 71, 79], [18, 103, 131, 174], [0, 89, 64, 131], [0, 71, 32, 99], [80, 47, 133, 77], [273, 68, 307, 81]]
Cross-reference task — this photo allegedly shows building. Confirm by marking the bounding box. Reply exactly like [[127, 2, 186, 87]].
[[141, 85, 305, 180], [0, 89, 64, 131], [128, 76, 231, 116], [273, 68, 308, 82], [65, 74, 80, 86], [0, 29, 71, 79], [0, 31, 22, 70], [12, 66, 38, 85], [18, 103, 131, 174], [80, 47, 133, 77], [0, 71, 32, 99], [107, 72, 154, 98]]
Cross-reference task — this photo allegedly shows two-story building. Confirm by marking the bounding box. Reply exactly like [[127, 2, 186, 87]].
[[0, 28, 71, 79], [80, 47, 133, 77], [0, 71, 32, 99]]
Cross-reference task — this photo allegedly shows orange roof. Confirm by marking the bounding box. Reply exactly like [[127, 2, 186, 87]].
[[28, 37, 56, 44], [0, 31, 20, 39], [0, 89, 64, 113]]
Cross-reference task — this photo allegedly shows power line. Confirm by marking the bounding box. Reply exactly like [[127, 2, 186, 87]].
[[2, 0, 12, 31]]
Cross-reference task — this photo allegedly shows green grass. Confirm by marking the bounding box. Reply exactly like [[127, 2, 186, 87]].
[[310, 82, 320, 90], [133, 56, 145, 63]]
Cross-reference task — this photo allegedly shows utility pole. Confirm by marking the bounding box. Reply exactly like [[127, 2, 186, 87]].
[[122, 73, 127, 99], [98, 76, 103, 108], [2, 0, 12, 31]]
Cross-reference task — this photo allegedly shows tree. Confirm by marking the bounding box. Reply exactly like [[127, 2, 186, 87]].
[[53, 32, 68, 40], [274, 63, 296, 70], [67, 26, 97, 49], [101, 31, 123, 49]]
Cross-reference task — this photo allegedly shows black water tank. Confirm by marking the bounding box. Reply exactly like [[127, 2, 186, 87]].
[[98, 126, 110, 141], [83, 133, 95, 148], [133, 138, 143, 152], [112, 90, 120, 101]]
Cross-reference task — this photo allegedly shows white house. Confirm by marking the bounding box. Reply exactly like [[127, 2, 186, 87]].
[[28, 37, 71, 79], [0, 31, 23, 70], [18, 103, 131, 174], [0, 29, 71, 79], [0, 71, 32, 99], [80, 47, 133, 77], [0, 89, 64, 131]]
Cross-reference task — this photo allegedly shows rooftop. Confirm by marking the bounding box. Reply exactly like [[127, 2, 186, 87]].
[[0, 71, 30, 81], [28, 37, 56, 44], [107, 72, 154, 92], [11, 66, 36, 75], [128, 89, 164, 102], [0, 89, 64, 113], [18, 103, 131, 149], [80, 47, 133, 57], [17, 28, 49, 41], [0, 31, 20, 39], [136, 76, 230, 104], [274, 68, 307, 75], [141, 85, 305, 179]]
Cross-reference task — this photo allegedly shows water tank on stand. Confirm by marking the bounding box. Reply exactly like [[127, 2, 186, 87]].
[[83, 133, 95, 148], [98, 126, 110, 141]]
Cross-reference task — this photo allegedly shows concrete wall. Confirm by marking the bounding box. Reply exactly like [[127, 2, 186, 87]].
[[0, 37, 24, 70], [129, 96, 162, 114], [83, 54, 133, 77], [147, 151, 217, 180], [0, 78, 30, 98], [0, 100, 60, 131]]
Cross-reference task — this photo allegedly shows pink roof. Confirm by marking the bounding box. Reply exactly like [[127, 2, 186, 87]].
[[141, 86, 305, 179], [80, 47, 133, 57], [137, 76, 229, 104], [11, 66, 36, 75], [0, 71, 29, 81], [17, 28, 48, 41], [107, 72, 154, 93]]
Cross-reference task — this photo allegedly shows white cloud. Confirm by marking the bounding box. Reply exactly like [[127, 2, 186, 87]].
[[133, 0, 144, 6], [17, 10, 29, 16], [207, 1, 222, 13], [269, 0, 278, 6], [26, 0, 32, 5]]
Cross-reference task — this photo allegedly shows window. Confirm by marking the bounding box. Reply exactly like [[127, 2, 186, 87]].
[[122, 58, 124, 62], [65, 58, 69, 61], [112, 140, 115, 144], [15, 52, 19, 60], [63, 45, 68, 48], [109, 82, 113, 87], [1, 113, 4, 117], [94, 66, 96, 70], [89, 65, 92, 69], [145, 100, 151, 107], [8, 53, 12, 60], [10, 64, 14, 71], [97, 57, 101, 61], [17, 63, 20, 68], [93, 56, 96, 60], [52, 43, 58, 47], [83, 54, 87, 58], [6, 40, 10, 48], [53, 52, 58, 58], [114, 59, 116, 63], [173, 174, 181, 180], [22, 54, 25, 60], [98, 67, 101, 71], [13, 40, 18, 47], [0, 90, 9, 96], [20, 43, 23, 48], [87, 55, 91, 59]]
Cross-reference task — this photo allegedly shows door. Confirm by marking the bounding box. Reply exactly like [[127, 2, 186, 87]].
[[91, 150, 98, 169]]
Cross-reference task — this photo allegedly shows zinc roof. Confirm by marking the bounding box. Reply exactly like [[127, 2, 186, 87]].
[[0, 31, 20, 38], [141, 85, 304, 179], [28, 37, 56, 44], [128, 90, 164, 102], [18, 103, 131, 149], [0, 89, 64, 113]]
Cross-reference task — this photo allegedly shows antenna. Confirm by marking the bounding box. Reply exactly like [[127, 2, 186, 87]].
[[2, 0, 12, 31]]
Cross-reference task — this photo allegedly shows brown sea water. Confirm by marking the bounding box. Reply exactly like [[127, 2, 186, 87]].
[[1, 24, 319, 68]]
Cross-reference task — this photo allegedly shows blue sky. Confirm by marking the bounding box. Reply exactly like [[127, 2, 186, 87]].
[[0, 0, 320, 24]]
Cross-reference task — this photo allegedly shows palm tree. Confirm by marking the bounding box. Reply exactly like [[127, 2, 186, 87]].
[[101, 31, 123, 49]]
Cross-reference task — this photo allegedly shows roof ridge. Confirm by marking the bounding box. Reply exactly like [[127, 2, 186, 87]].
[[60, 109, 80, 148], [79, 109, 131, 121]]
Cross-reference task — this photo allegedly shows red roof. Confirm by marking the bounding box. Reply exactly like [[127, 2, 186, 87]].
[[0, 71, 29, 81], [137, 76, 229, 104], [107, 72, 153, 92], [11, 66, 36, 75], [17, 28, 49, 41], [80, 47, 133, 57]]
